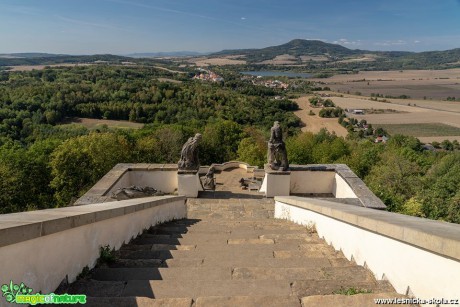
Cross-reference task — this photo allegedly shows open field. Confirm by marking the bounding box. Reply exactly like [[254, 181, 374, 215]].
[[153, 66, 185, 74], [417, 136, 460, 143], [328, 95, 460, 129], [293, 96, 348, 137], [60, 118, 144, 130], [188, 56, 246, 66], [313, 94, 460, 142], [311, 69, 460, 100], [373, 123, 460, 137], [259, 54, 298, 65]]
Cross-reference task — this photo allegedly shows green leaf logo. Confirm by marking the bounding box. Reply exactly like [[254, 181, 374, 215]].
[[1, 281, 34, 303]]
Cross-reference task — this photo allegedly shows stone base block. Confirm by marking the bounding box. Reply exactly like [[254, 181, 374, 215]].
[[178, 172, 203, 198], [260, 166, 290, 197]]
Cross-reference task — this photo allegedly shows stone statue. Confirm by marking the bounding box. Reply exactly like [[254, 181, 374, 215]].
[[268, 121, 289, 171], [178, 133, 202, 171], [201, 166, 216, 190]]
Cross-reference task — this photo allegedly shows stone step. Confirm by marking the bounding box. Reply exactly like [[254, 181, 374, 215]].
[[186, 210, 273, 219], [291, 280, 395, 297], [134, 234, 320, 246], [120, 244, 196, 251], [84, 297, 192, 307], [231, 266, 375, 282], [194, 295, 301, 307], [107, 258, 164, 268], [300, 293, 416, 307], [165, 219, 296, 226], [149, 223, 307, 233], [165, 257, 335, 268], [187, 199, 274, 206], [121, 242, 308, 253], [118, 247, 284, 260], [274, 249, 343, 259], [92, 267, 232, 281], [92, 266, 371, 282], [122, 280, 292, 298], [66, 278, 391, 299], [192, 243, 334, 253]]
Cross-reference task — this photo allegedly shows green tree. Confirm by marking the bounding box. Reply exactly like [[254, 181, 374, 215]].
[[365, 150, 423, 212], [201, 120, 243, 164], [50, 132, 131, 206]]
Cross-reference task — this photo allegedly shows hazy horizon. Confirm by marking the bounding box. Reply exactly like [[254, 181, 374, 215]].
[[1, 0, 460, 54]]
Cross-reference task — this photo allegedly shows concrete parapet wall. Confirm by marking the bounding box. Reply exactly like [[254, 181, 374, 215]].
[[274, 196, 460, 302], [107, 169, 177, 195], [75, 164, 178, 205], [0, 195, 186, 295], [290, 170, 335, 194], [263, 164, 384, 209], [204, 161, 263, 177]]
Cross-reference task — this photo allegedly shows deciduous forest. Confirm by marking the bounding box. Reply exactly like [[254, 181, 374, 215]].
[[0, 65, 458, 224]]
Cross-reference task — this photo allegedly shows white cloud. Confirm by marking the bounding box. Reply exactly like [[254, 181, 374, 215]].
[[333, 38, 362, 46], [241, 17, 246, 20], [374, 40, 407, 46]]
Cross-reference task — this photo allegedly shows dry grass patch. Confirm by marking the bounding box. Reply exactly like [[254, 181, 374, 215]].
[[311, 69, 460, 100], [190, 57, 246, 66], [374, 123, 460, 137], [293, 96, 348, 137], [60, 118, 143, 130]]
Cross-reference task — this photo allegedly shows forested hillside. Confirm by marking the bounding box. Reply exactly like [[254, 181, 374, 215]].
[[0, 65, 458, 224]]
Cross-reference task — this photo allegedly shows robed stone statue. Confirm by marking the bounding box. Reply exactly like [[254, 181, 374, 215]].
[[178, 133, 202, 171], [268, 121, 289, 171]]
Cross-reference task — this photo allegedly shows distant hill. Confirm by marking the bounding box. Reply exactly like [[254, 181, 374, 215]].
[[215, 39, 365, 59], [0, 53, 66, 59], [211, 39, 460, 69], [0, 54, 136, 67]]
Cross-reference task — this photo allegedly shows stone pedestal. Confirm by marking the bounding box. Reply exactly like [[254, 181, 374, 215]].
[[259, 164, 291, 197], [177, 170, 203, 198]]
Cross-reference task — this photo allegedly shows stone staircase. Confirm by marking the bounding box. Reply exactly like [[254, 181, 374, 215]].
[[61, 198, 408, 306]]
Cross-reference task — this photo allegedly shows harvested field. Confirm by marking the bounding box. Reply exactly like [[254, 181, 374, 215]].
[[335, 54, 379, 64], [300, 55, 328, 62], [60, 118, 143, 130], [310, 93, 460, 141], [328, 96, 460, 129], [153, 66, 185, 74], [311, 69, 460, 100], [293, 96, 348, 137], [373, 123, 460, 137], [189, 56, 246, 66], [259, 54, 298, 65], [417, 136, 460, 143]]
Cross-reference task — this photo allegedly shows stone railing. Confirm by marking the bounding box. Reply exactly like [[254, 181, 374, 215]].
[[206, 161, 264, 177], [275, 196, 460, 301], [262, 164, 385, 209], [0, 195, 186, 295], [75, 164, 178, 205]]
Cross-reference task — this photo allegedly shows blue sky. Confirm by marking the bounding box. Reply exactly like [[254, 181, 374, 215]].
[[1, 0, 460, 54]]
